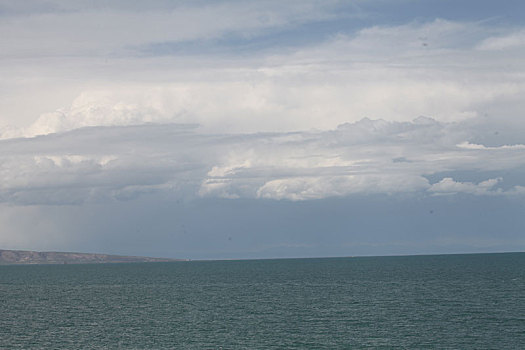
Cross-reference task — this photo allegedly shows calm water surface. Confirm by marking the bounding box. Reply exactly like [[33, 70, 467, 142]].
[[1, 253, 524, 349]]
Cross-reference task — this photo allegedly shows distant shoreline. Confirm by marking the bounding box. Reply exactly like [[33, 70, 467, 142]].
[[0, 249, 186, 265], [167, 251, 525, 262], [1, 249, 523, 265]]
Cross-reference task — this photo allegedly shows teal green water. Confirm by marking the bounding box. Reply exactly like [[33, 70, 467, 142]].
[[1, 253, 524, 349]]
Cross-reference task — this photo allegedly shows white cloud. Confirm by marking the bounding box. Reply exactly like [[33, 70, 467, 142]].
[[1, 5, 525, 204], [2, 18, 525, 136], [509, 185, 525, 195], [1, 117, 524, 205], [477, 30, 525, 51], [3, 2, 525, 258], [457, 141, 525, 150], [428, 177, 503, 196], [0, 1, 340, 58], [428, 177, 525, 197], [256, 174, 429, 201], [8, 64, 522, 138]]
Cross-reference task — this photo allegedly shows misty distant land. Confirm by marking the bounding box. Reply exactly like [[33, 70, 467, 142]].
[[0, 249, 185, 265]]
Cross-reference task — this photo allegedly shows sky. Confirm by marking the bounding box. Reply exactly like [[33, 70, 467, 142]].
[[1, 0, 524, 259]]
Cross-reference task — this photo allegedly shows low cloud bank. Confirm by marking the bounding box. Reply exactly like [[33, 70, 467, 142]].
[[1, 117, 524, 205]]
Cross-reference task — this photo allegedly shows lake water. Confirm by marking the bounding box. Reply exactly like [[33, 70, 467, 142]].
[[1, 253, 524, 349]]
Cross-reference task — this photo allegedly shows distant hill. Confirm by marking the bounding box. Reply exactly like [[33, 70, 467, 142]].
[[0, 249, 185, 265]]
